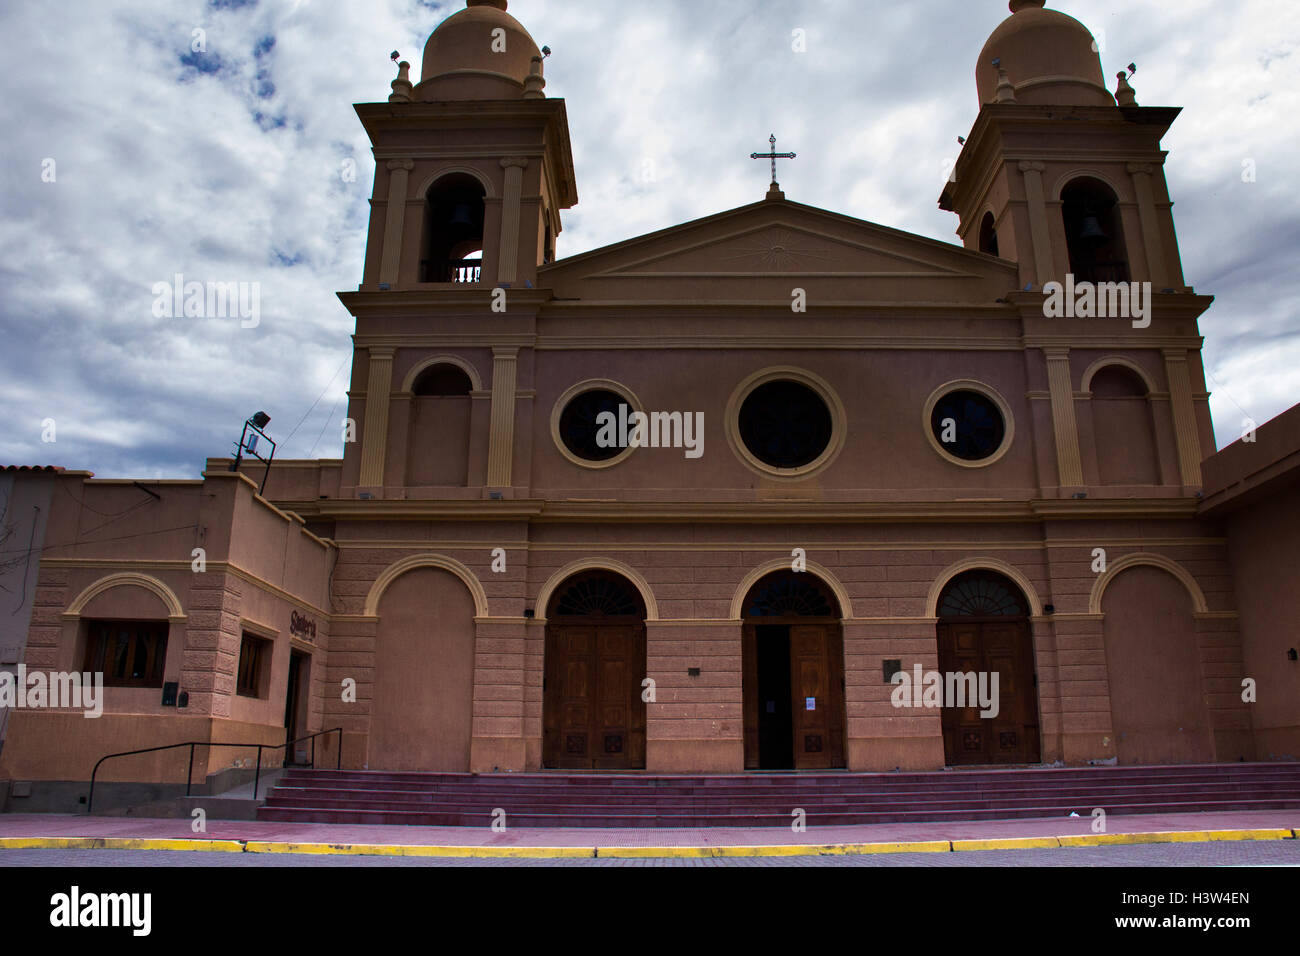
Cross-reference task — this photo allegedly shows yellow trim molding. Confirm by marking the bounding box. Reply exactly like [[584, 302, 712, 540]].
[[724, 366, 847, 481], [534, 557, 660, 621], [63, 572, 186, 622], [728, 557, 854, 621], [1080, 356, 1157, 395], [549, 378, 644, 471], [925, 558, 1044, 617], [922, 379, 1016, 469], [364, 553, 490, 617], [400, 354, 484, 393], [1089, 552, 1209, 615]]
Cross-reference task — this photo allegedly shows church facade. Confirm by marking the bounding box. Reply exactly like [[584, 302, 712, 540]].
[[3, 0, 1298, 803]]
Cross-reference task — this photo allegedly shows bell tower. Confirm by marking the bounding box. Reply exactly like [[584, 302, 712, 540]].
[[339, 0, 579, 499], [355, 0, 578, 292], [940, 1, 1214, 498], [941, 0, 1188, 294]]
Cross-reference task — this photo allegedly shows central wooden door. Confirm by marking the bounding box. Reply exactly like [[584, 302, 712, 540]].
[[543, 623, 646, 770], [937, 618, 1040, 765], [790, 624, 846, 770], [743, 621, 846, 770]]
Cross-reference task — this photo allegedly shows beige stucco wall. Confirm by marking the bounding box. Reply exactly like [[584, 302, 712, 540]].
[[1223, 483, 1300, 759]]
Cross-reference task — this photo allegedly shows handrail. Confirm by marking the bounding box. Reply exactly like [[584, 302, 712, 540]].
[[87, 727, 343, 813]]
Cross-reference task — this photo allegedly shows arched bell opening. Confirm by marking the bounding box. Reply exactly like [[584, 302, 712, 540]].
[[978, 210, 999, 257], [1061, 177, 1130, 284], [421, 173, 485, 283]]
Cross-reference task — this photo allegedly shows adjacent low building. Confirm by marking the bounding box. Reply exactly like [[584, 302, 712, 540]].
[[0, 471, 332, 810]]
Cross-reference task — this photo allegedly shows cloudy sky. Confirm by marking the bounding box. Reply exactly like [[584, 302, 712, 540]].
[[0, 0, 1296, 477]]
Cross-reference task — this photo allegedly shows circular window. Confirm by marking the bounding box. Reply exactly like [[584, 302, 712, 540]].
[[738, 380, 833, 469], [558, 389, 624, 462], [924, 382, 1013, 467], [551, 380, 643, 469], [725, 368, 846, 480]]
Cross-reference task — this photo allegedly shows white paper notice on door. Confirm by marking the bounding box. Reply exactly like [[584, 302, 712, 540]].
[[805, 697, 816, 710]]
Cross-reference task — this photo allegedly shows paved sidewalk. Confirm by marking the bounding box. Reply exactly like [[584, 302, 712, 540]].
[[0, 810, 1296, 858]]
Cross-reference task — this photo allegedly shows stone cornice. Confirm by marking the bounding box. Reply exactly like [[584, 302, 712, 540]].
[[338, 289, 553, 314], [940, 104, 1181, 216], [292, 497, 1201, 524], [344, 331, 1207, 353], [354, 98, 577, 208]]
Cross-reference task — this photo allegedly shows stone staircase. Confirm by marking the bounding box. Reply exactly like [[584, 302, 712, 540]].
[[256, 762, 1300, 828]]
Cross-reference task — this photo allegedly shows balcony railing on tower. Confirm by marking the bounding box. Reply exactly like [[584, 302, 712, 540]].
[[421, 258, 482, 283]]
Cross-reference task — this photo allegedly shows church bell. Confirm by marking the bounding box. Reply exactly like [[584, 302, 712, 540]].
[[1078, 214, 1107, 242], [449, 203, 474, 227]]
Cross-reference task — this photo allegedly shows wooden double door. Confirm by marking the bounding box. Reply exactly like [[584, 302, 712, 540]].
[[543, 622, 646, 770], [743, 622, 846, 770], [937, 618, 1040, 765]]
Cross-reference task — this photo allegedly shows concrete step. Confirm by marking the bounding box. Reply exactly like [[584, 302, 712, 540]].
[[262, 781, 1300, 808], [255, 762, 1300, 828], [256, 796, 1300, 829], [275, 769, 1300, 793]]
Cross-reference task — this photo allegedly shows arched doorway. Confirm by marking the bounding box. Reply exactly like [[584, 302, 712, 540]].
[[542, 571, 647, 770], [370, 567, 476, 771], [1101, 565, 1212, 764], [741, 571, 846, 770], [936, 570, 1040, 765]]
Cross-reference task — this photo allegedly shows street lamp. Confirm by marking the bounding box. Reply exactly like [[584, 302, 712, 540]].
[[230, 411, 276, 495]]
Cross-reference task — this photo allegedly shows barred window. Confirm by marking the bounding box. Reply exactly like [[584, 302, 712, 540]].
[[83, 621, 168, 688]]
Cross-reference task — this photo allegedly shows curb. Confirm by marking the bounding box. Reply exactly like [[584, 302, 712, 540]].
[[597, 841, 953, 858], [1054, 828, 1294, 848], [243, 841, 594, 859], [1, 828, 1295, 859], [0, 837, 247, 853]]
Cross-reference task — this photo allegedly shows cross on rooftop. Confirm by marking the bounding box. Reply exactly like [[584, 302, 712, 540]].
[[750, 133, 796, 189]]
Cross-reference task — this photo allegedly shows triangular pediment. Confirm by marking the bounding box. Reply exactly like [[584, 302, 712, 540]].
[[591, 221, 968, 279], [541, 198, 1017, 304]]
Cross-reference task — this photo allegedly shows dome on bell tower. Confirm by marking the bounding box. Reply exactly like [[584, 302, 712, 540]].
[[419, 0, 542, 100], [976, 0, 1113, 107]]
